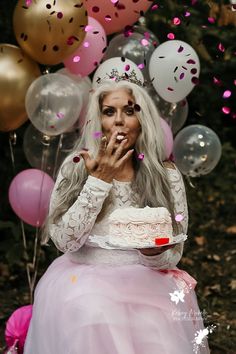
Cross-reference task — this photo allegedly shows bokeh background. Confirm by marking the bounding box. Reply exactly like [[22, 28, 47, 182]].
[[0, 1, 235, 353]]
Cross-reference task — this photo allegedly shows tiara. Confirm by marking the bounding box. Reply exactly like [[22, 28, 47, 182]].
[[96, 68, 145, 87]]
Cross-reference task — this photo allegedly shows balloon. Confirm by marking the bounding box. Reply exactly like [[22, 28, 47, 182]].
[[173, 125, 222, 177], [149, 40, 200, 103], [103, 29, 157, 81], [5, 305, 32, 354], [85, 0, 152, 35], [64, 17, 107, 77], [160, 118, 174, 160], [23, 124, 79, 177], [57, 68, 92, 131], [92, 57, 144, 88], [13, 0, 88, 65], [0, 44, 41, 132], [8, 169, 54, 227], [146, 86, 189, 134], [25, 73, 83, 136]]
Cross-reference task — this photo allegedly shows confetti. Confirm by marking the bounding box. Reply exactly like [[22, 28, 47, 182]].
[[57, 12, 63, 19], [172, 17, 181, 25], [85, 25, 93, 32], [213, 77, 222, 86], [138, 153, 144, 160], [105, 15, 112, 21], [184, 11, 191, 17], [125, 64, 130, 71], [208, 17, 215, 24], [93, 131, 103, 139], [138, 63, 145, 69], [175, 214, 184, 222], [222, 106, 231, 114], [218, 43, 225, 52], [73, 56, 80, 63], [151, 4, 159, 11], [141, 38, 149, 46], [56, 112, 64, 119], [167, 33, 175, 40], [73, 156, 80, 163], [223, 90, 231, 99], [25, 0, 32, 6], [83, 41, 90, 48]]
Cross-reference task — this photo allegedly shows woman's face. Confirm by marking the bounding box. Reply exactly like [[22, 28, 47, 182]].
[[100, 88, 141, 151]]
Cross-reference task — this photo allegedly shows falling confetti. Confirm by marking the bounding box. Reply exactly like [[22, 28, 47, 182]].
[[172, 17, 181, 25], [222, 106, 231, 114], [73, 56, 81, 63], [218, 43, 225, 52], [93, 131, 103, 139], [138, 153, 144, 160], [73, 156, 80, 163], [167, 33, 175, 40], [223, 90, 231, 98], [56, 112, 64, 119]]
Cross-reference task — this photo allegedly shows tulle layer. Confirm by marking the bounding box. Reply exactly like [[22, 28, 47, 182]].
[[24, 254, 210, 354]]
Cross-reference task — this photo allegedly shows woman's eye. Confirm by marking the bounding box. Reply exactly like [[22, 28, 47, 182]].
[[125, 107, 135, 115], [102, 108, 115, 116]]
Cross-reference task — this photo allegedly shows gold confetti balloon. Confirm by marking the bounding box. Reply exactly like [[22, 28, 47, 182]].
[[0, 44, 41, 132], [13, 0, 88, 65]]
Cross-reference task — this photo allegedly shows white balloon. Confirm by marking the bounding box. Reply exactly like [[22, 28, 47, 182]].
[[149, 40, 200, 103], [92, 57, 144, 88]]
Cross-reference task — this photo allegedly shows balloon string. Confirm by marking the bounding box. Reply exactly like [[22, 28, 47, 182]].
[[53, 133, 63, 180]]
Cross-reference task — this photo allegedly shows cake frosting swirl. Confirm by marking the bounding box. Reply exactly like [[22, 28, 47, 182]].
[[108, 206, 173, 248]]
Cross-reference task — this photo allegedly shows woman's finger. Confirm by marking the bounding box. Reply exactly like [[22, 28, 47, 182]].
[[112, 138, 128, 161], [96, 136, 107, 160], [116, 148, 134, 167], [106, 131, 118, 155]]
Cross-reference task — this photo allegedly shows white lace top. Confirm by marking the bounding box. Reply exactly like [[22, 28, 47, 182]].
[[49, 167, 188, 269]]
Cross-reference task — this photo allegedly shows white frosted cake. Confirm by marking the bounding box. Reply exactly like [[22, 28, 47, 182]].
[[108, 206, 173, 248]]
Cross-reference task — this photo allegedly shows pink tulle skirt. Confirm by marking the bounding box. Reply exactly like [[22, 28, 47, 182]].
[[24, 252, 210, 354]]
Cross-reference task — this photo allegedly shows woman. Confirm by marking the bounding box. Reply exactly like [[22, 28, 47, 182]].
[[24, 80, 210, 353]]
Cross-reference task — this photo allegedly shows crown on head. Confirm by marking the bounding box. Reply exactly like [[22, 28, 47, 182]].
[[96, 69, 145, 87]]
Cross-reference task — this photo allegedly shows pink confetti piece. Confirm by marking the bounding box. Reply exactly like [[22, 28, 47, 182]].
[[83, 41, 90, 48], [151, 4, 159, 10], [222, 107, 231, 114], [111, 0, 119, 3], [85, 25, 93, 32], [138, 63, 145, 69], [105, 15, 112, 21], [138, 153, 144, 160], [175, 214, 184, 222], [26, 0, 32, 6], [218, 43, 225, 52], [73, 56, 80, 63], [208, 17, 215, 24], [125, 64, 130, 71], [93, 131, 103, 139], [144, 32, 150, 40], [172, 17, 181, 25], [167, 33, 175, 40], [184, 11, 191, 17], [56, 112, 64, 119], [223, 90, 231, 99], [141, 38, 149, 46]]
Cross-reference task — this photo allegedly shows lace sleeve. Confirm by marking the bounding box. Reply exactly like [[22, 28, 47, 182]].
[[138, 166, 188, 269], [49, 174, 112, 253]]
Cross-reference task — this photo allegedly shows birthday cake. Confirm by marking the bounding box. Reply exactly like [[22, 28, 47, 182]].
[[108, 206, 173, 248]]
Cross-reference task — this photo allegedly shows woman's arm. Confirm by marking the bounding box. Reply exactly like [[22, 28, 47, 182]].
[[49, 169, 112, 253], [138, 164, 188, 269]]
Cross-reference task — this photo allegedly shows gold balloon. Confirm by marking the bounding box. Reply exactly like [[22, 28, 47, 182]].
[[0, 44, 41, 132], [13, 0, 88, 65]]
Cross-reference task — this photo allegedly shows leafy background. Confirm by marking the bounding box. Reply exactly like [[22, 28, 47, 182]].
[[0, 0, 236, 352]]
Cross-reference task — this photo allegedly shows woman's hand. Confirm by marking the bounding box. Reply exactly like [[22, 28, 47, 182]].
[[139, 244, 175, 256], [79, 131, 134, 183]]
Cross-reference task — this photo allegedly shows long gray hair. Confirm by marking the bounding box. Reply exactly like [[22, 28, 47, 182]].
[[41, 80, 180, 245]]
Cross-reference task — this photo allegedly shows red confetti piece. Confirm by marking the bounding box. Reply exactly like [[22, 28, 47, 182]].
[[167, 33, 175, 40], [155, 238, 169, 246], [138, 153, 144, 160], [175, 214, 184, 222], [92, 6, 100, 13], [178, 45, 184, 53], [233, 80, 236, 86], [144, 32, 150, 40], [167, 87, 174, 91], [57, 12, 63, 19], [187, 59, 196, 64], [125, 64, 130, 71], [218, 43, 225, 52], [191, 77, 199, 85], [73, 156, 80, 163], [213, 77, 222, 86], [179, 73, 185, 80], [73, 56, 80, 63], [223, 90, 231, 99], [191, 68, 197, 74], [222, 107, 231, 114], [172, 17, 181, 25]]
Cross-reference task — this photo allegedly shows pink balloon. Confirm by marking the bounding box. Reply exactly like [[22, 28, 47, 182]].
[[160, 118, 174, 159], [85, 0, 152, 35], [9, 169, 54, 227], [64, 17, 107, 77], [5, 305, 32, 354]]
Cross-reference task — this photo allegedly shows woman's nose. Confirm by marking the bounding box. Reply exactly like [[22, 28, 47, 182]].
[[114, 110, 124, 125]]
